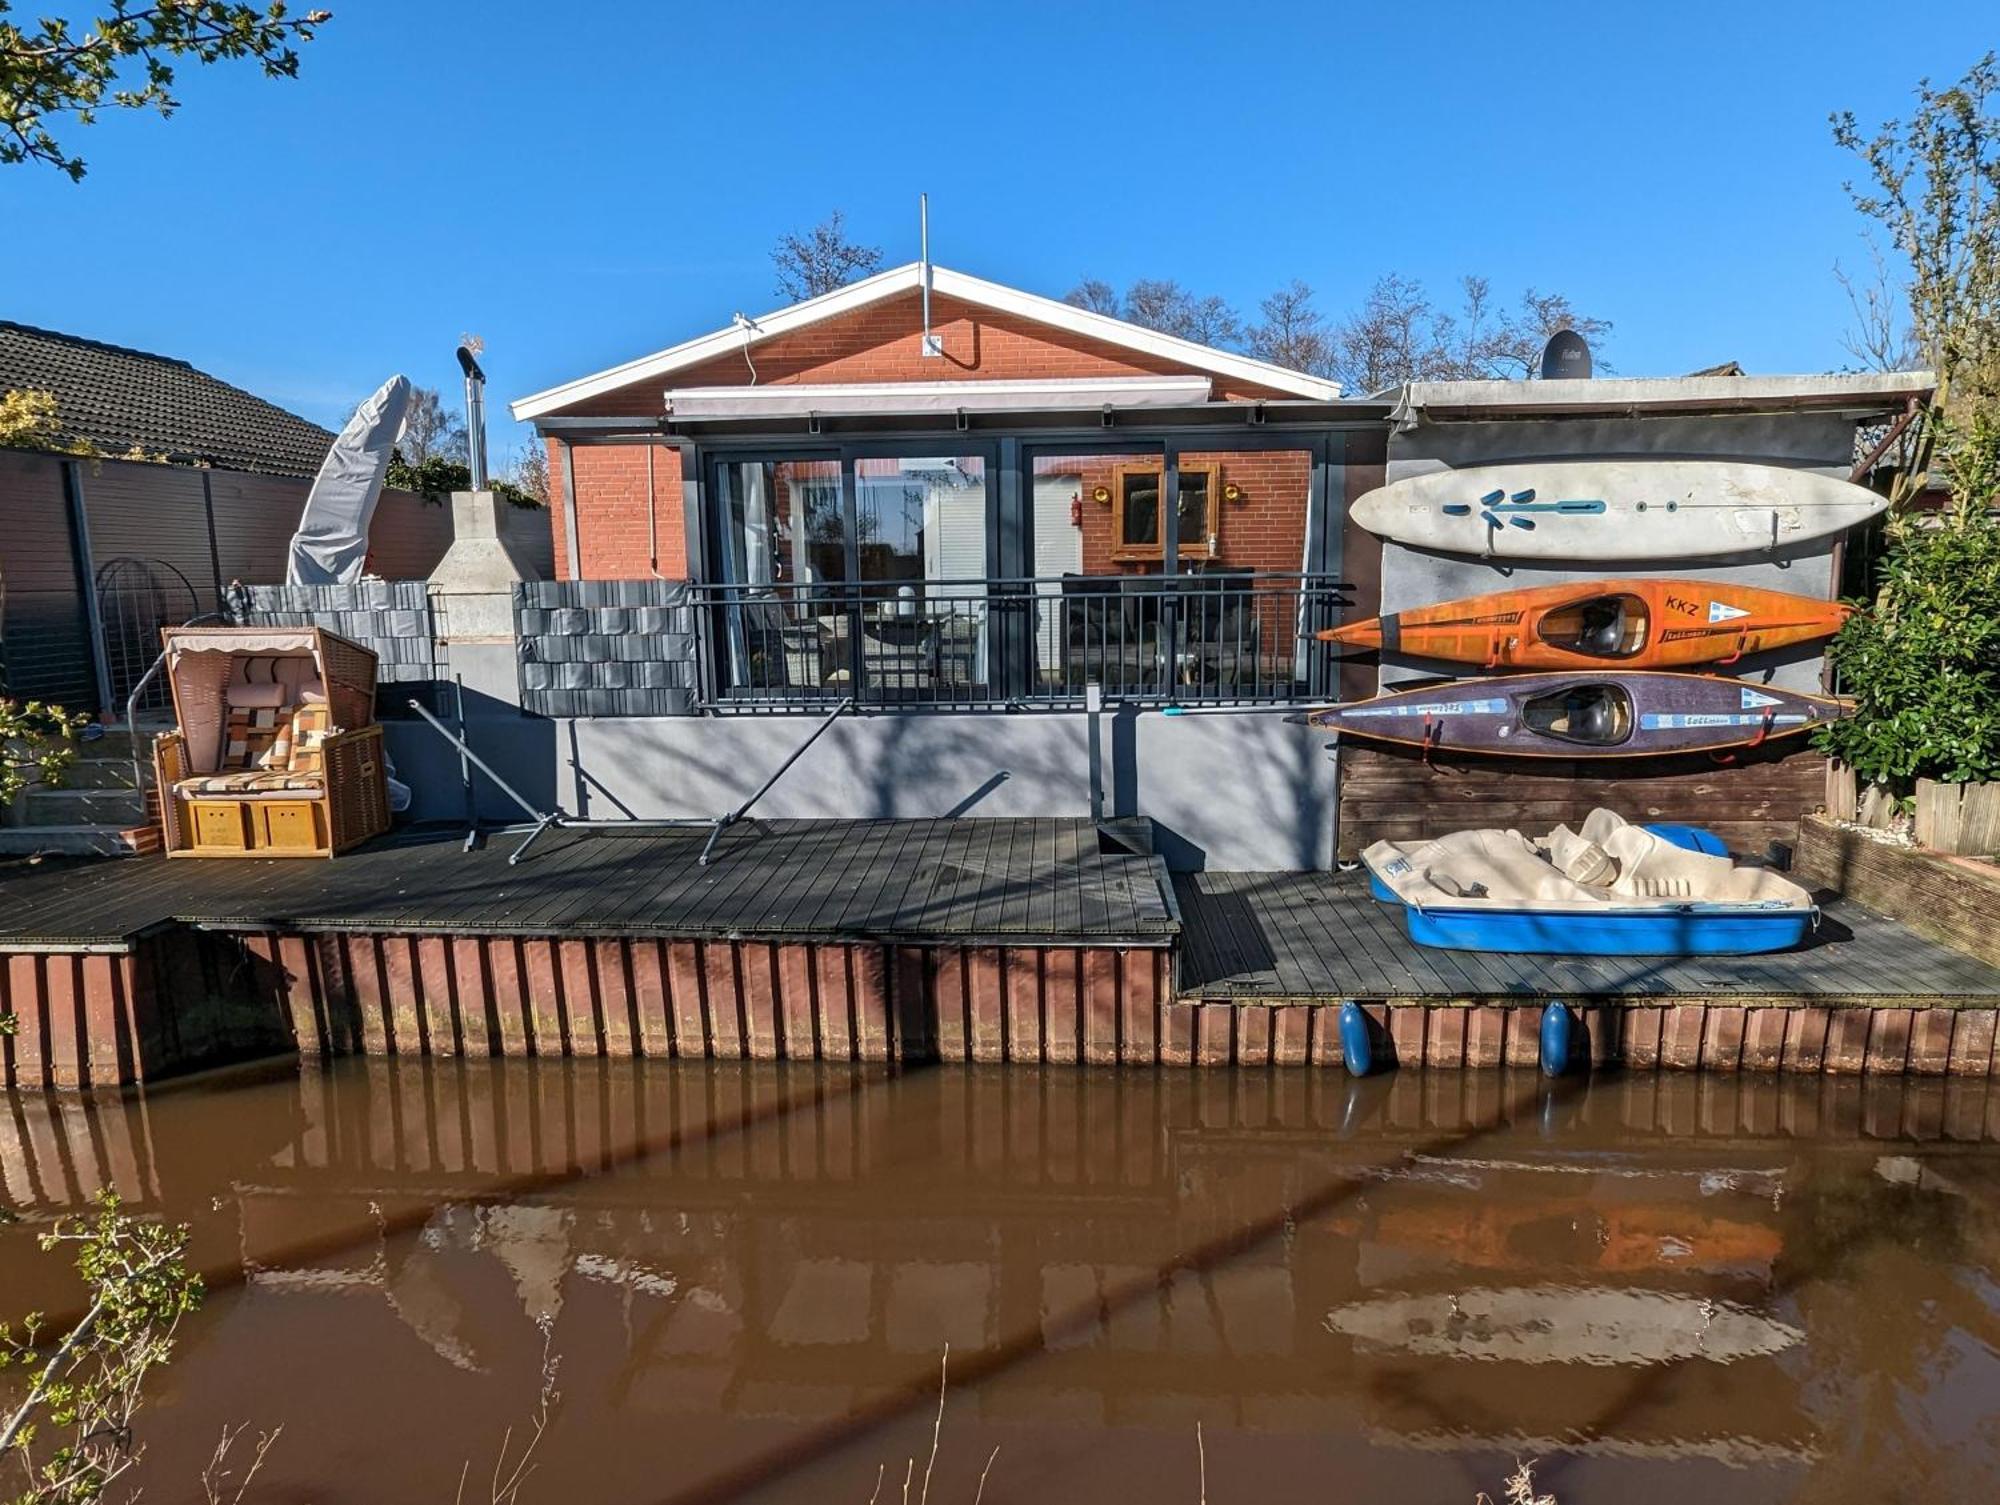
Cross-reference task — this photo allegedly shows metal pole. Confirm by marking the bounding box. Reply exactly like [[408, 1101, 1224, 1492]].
[[698, 696, 854, 865], [408, 699, 554, 826], [125, 609, 227, 792], [1085, 680, 1104, 824], [920, 193, 940, 358], [453, 676, 477, 848], [458, 345, 489, 491], [62, 458, 114, 718], [560, 440, 582, 581]]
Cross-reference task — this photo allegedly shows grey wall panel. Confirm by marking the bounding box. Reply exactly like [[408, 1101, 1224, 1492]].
[[237, 580, 442, 684], [1374, 412, 1860, 694], [386, 708, 1337, 872], [513, 579, 697, 717]]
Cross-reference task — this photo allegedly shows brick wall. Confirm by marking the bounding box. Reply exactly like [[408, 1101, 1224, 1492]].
[[561, 290, 1294, 420], [538, 288, 1304, 582], [547, 440, 686, 583], [1045, 450, 1311, 578]]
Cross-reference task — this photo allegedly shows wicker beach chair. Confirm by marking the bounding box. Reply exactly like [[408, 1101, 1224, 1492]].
[[151, 626, 390, 857]]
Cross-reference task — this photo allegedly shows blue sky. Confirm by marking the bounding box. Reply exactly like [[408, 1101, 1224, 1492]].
[[2, 0, 1994, 461]]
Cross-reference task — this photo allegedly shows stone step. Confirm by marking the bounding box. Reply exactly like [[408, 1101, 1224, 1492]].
[[0, 823, 160, 858], [74, 725, 174, 760], [37, 756, 152, 790], [22, 787, 151, 825]]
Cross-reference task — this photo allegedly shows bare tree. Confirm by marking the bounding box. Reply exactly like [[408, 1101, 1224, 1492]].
[[1503, 288, 1613, 376], [1063, 269, 1606, 387], [771, 210, 883, 302], [1065, 278, 1242, 346], [398, 387, 467, 467], [1328, 274, 1611, 391], [1835, 244, 1922, 372], [506, 440, 550, 506], [1245, 279, 1336, 378], [1181, 294, 1243, 348], [1122, 279, 1199, 336], [1064, 278, 1122, 316], [1328, 274, 1442, 393]]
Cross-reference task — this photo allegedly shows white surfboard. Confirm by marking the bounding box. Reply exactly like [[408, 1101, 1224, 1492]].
[[1325, 1286, 1801, 1367], [1351, 460, 1885, 562]]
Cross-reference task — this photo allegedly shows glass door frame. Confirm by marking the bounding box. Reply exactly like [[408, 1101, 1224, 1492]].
[[699, 439, 1003, 704]]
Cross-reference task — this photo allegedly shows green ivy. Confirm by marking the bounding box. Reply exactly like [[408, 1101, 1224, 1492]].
[[1815, 510, 2000, 786], [1, 699, 85, 806], [385, 451, 541, 511]]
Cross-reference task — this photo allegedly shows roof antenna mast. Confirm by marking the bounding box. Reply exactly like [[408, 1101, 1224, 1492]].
[[920, 193, 942, 358]]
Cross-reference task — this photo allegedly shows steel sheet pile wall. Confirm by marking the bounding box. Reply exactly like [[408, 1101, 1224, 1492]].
[[266, 935, 1172, 1065], [514, 579, 698, 717], [1, 932, 295, 1089], [8, 927, 2000, 1086]]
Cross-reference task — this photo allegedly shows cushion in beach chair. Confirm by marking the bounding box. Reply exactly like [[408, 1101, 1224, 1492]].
[[177, 769, 324, 797], [222, 703, 285, 770], [287, 700, 333, 775]]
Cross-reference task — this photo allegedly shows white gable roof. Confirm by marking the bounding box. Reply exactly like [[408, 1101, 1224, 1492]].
[[511, 262, 1342, 421]]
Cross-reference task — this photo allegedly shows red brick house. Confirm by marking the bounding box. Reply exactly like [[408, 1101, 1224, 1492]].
[[511, 263, 1364, 713], [504, 267, 1924, 868], [514, 262, 1348, 583]]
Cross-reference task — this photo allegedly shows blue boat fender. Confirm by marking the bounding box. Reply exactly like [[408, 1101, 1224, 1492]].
[[1539, 1001, 1573, 1077], [1339, 1001, 1374, 1078], [1642, 823, 1729, 857]]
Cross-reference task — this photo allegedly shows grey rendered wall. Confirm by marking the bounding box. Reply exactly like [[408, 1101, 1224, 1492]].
[[1377, 411, 1859, 694], [385, 705, 1339, 872]]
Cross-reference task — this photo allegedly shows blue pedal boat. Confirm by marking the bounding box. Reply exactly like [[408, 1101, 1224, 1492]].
[[1363, 818, 1816, 957]]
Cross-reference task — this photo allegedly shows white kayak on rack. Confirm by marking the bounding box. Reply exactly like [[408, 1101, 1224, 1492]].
[[1350, 459, 1885, 561]]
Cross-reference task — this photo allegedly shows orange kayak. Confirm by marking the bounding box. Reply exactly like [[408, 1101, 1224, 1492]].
[[1318, 579, 1850, 669]]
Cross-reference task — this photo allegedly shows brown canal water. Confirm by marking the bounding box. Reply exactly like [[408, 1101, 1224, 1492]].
[[5, 1059, 2000, 1504]]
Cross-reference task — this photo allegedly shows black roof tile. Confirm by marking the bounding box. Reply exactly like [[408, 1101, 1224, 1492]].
[[0, 321, 334, 479]]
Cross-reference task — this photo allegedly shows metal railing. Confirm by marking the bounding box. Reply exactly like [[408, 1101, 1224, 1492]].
[[690, 573, 1350, 711]]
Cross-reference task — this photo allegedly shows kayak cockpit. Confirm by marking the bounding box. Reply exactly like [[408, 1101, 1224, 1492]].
[[1535, 592, 1650, 657], [1520, 683, 1634, 746]]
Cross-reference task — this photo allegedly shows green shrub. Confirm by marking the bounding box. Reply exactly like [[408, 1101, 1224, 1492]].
[[1815, 511, 2000, 786]]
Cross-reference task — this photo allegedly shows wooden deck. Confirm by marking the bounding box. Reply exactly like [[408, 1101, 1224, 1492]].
[[0, 819, 1177, 950], [8, 820, 2000, 1086], [1175, 870, 2000, 1004]]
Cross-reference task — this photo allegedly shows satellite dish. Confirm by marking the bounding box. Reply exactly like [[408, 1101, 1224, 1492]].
[[1540, 328, 1591, 380]]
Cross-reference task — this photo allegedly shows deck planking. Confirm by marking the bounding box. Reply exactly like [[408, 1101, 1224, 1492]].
[[1175, 870, 2000, 1003], [0, 819, 1177, 949]]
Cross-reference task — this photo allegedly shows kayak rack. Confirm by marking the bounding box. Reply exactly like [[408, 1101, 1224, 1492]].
[[407, 696, 854, 866]]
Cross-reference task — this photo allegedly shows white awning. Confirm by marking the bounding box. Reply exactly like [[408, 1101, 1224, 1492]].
[[662, 375, 1214, 420]]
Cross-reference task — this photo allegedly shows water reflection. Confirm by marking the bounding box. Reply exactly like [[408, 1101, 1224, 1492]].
[[5, 1062, 2000, 1503]]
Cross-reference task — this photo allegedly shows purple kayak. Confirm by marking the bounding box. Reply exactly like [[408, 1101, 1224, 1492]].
[[1310, 671, 1846, 758]]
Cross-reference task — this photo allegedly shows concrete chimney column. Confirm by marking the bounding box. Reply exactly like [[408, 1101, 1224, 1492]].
[[426, 489, 543, 702]]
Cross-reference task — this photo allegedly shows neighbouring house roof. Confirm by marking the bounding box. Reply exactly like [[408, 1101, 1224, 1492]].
[[510, 262, 1346, 422], [0, 321, 335, 478]]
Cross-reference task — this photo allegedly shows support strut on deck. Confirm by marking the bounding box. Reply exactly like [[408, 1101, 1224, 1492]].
[[408, 696, 855, 865]]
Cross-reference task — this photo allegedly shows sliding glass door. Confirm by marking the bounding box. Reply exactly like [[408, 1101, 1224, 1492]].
[[706, 446, 994, 704]]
